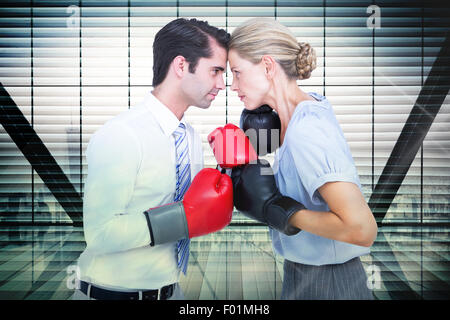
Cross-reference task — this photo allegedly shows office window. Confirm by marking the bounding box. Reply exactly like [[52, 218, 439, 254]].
[[0, 0, 448, 226]]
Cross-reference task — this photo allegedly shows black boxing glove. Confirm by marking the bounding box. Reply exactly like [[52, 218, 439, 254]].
[[231, 159, 304, 236], [240, 105, 281, 156]]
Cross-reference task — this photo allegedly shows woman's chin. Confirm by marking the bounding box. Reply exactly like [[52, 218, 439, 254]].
[[243, 101, 259, 111]]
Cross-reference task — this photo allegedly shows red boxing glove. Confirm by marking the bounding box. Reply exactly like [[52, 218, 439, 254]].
[[184, 168, 233, 238], [143, 168, 233, 245], [208, 123, 258, 168]]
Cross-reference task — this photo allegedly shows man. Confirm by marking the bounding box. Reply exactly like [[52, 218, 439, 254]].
[[72, 18, 232, 300]]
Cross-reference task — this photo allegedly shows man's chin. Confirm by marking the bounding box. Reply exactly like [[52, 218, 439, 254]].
[[191, 104, 211, 110], [191, 100, 212, 109]]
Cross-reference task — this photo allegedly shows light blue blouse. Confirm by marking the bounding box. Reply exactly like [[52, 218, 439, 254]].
[[270, 92, 370, 266]]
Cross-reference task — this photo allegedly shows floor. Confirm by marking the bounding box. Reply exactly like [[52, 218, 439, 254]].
[[0, 224, 448, 300]]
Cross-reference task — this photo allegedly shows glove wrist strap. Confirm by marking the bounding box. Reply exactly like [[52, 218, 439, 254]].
[[143, 202, 189, 246], [268, 196, 305, 236]]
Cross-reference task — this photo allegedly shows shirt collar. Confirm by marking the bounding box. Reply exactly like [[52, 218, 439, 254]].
[[144, 91, 187, 137]]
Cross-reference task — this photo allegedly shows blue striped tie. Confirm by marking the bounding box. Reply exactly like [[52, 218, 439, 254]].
[[173, 123, 191, 275]]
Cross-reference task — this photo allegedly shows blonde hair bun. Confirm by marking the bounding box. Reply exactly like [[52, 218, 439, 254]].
[[296, 42, 316, 80], [229, 18, 317, 81]]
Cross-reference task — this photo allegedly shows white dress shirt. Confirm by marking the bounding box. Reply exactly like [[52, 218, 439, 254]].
[[77, 92, 204, 290]]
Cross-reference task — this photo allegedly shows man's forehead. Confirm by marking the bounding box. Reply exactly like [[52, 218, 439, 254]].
[[200, 47, 227, 69]]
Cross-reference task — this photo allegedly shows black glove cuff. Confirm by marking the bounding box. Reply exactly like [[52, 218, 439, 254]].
[[268, 196, 305, 236]]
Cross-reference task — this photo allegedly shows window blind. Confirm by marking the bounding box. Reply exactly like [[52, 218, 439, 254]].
[[0, 0, 448, 225]]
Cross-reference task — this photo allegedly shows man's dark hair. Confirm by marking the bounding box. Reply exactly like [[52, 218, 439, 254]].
[[152, 18, 230, 87]]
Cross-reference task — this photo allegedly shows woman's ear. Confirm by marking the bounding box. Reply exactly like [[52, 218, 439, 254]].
[[261, 55, 276, 80], [172, 55, 187, 78]]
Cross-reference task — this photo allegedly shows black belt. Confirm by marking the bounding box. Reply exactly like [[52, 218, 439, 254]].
[[80, 280, 175, 300]]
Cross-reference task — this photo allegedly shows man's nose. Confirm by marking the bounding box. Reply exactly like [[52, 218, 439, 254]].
[[216, 74, 226, 90]]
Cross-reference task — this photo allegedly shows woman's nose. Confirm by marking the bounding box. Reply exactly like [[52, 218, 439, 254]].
[[230, 78, 238, 91]]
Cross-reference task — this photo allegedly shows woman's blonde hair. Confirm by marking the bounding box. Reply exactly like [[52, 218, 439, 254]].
[[229, 18, 316, 80]]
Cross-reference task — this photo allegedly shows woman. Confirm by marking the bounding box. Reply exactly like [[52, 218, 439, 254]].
[[228, 18, 378, 300]]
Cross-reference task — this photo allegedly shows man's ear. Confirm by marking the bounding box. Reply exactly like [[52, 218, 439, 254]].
[[261, 55, 276, 80], [172, 55, 188, 78]]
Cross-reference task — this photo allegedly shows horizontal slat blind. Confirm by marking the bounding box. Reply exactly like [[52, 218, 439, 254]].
[[0, 0, 448, 225]]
